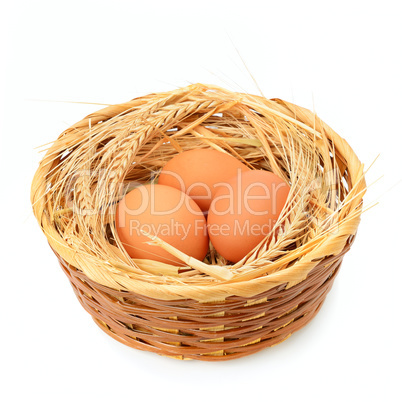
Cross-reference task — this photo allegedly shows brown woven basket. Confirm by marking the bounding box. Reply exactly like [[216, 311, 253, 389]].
[[31, 84, 366, 361]]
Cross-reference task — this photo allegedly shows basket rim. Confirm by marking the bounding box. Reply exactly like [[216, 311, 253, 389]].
[[31, 83, 366, 301]]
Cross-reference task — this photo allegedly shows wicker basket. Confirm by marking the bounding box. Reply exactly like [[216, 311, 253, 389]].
[[31, 84, 366, 361]]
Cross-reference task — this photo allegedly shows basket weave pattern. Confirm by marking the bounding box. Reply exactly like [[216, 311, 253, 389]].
[[58, 241, 350, 360], [31, 84, 365, 360]]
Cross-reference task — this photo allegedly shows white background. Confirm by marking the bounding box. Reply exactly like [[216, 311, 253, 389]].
[[1, 1, 401, 401]]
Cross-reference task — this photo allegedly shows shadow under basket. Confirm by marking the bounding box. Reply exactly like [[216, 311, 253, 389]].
[[31, 84, 366, 361], [55, 238, 352, 361]]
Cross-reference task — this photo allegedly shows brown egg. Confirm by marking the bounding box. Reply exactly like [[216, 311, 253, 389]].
[[116, 184, 209, 266], [158, 149, 250, 213], [207, 170, 290, 263]]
